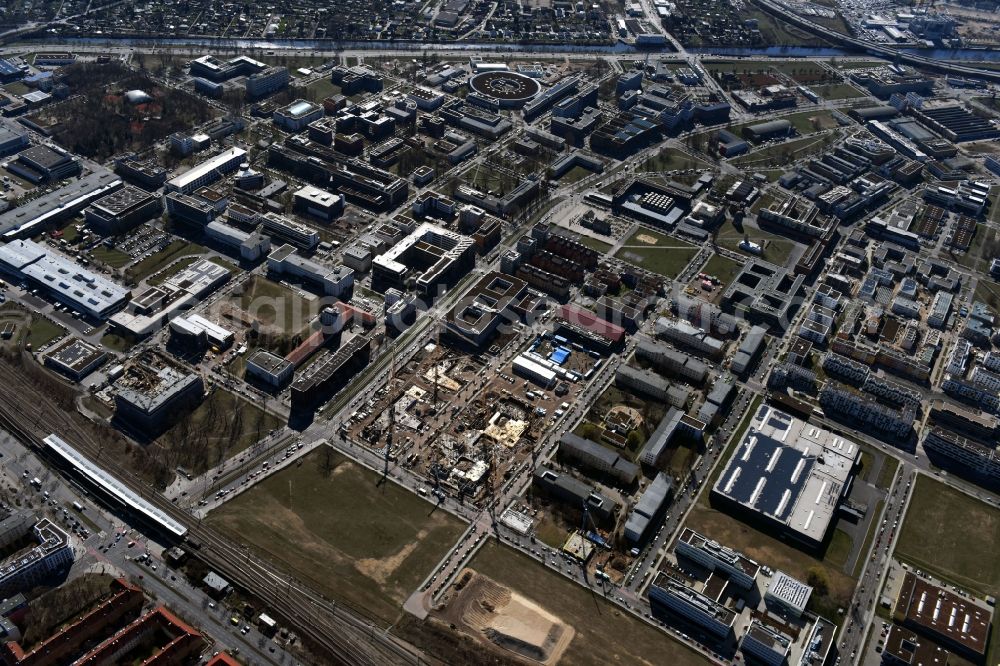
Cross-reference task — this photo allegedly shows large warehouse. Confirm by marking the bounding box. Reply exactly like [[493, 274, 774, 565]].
[[711, 404, 860, 551]]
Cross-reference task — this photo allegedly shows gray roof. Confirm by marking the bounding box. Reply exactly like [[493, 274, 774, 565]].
[[560, 432, 639, 483]]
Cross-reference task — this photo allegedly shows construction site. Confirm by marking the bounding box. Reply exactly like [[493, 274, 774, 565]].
[[343, 324, 601, 508]]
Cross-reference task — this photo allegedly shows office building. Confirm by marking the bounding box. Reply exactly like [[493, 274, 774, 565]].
[[712, 404, 860, 550], [246, 349, 295, 389], [293, 186, 344, 222], [731, 326, 768, 375], [84, 185, 162, 234], [635, 339, 709, 384], [624, 473, 673, 544], [740, 619, 793, 666], [881, 625, 955, 666], [372, 222, 475, 296], [290, 335, 371, 411], [7, 145, 80, 184], [43, 338, 107, 381], [0, 122, 28, 156], [246, 66, 289, 98], [274, 99, 324, 132], [675, 527, 760, 590], [559, 433, 639, 486], [267, 244, 353, 297], [165, 148, 246, 194], [445, 271, 527, 348], [259, 212, 320, 250], [764, 570, 813, 618], [654, 317, 725, 359], [189, 54, 266, 81], [819, 383, 916, 440], [0, 517, 73, 597], [0, 240, 129, 319], [922, 427, 1000, 483], [204, 221, 270, 261], [531, 466, 619, 525], [647, 570, 737, 639], [0, 167, 122, 240], [111, 357, 204, 430], [895, 571, 992, 661], [721, 258, 805, 331]]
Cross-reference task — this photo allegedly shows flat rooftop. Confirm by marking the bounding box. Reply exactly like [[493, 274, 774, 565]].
[[712, 403, 859, 544], [896, 571, 992, 657], [89, 184, 156, 216], [678, 527, 760, 579], [45, 337, 105, 371]]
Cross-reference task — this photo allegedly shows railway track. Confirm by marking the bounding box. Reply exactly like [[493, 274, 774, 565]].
[[0, 359, 422, 666]]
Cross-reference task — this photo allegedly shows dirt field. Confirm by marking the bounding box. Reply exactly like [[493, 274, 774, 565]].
[[206, 447, 466, 624], [437, 569, 574, 664], [466, 542, 710, 666]]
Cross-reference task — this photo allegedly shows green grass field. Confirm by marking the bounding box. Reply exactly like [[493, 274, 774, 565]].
[[810, 82, 867, 100], [716, 221, 797, 266], [699, 253, 743, 287], [91, 246, 132, 269], [895, 476, 1000, 665], [470, 542, 709, 666], [100, 330, 135, 352], [148, 256, 199, 286], [974, 280, 1000, 316], [638, 148, 709, 174], [207, 448, 465, 625], [125, 240, 205, 284], [26, 318, 64, 350], [614, 228, 699, 279], [826, 529, 853, 569], [732, 134, 835, 169], [572, 234, 612, 254], [853, 499, 883, 578], [235, 275, 319, 334], [896, 477, 1000, 595], [876, 456, 899, 491]]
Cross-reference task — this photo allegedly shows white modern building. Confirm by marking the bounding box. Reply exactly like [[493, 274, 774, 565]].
[[165, 148, 247, 194]]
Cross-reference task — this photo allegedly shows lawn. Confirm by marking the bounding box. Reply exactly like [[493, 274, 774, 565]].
[[576, 235, 612, 254], [974, 279, 1000, 316], [895, 476, 1000, 665], [100, 330, 136, 352], [207, 447, 465, 625], [125, 240, 205, 284], [810, 82, 867, 100], [895, 476, 1000, 597], [303, 77, 340, 101], [26, 318, 65, 350], [557, 165, 596, 184], [853, 499, 883, 578], [614, 228, 699, 279], [699, 253, 743, 288], [716, 221, 798, 265], [732, 134, 836, 168], [638, 148, 709, 174], [234, 275, 319, 334], [91, 246, 132, 269], [826, 528, 853, 569], [147, 256, 199, 286], [3, 81, 30, 96], [876, 455, 899, 491], [470, 541, 709, 666]]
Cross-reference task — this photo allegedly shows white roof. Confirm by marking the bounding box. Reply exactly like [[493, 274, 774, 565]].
[[166, 147, 246, 192]]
